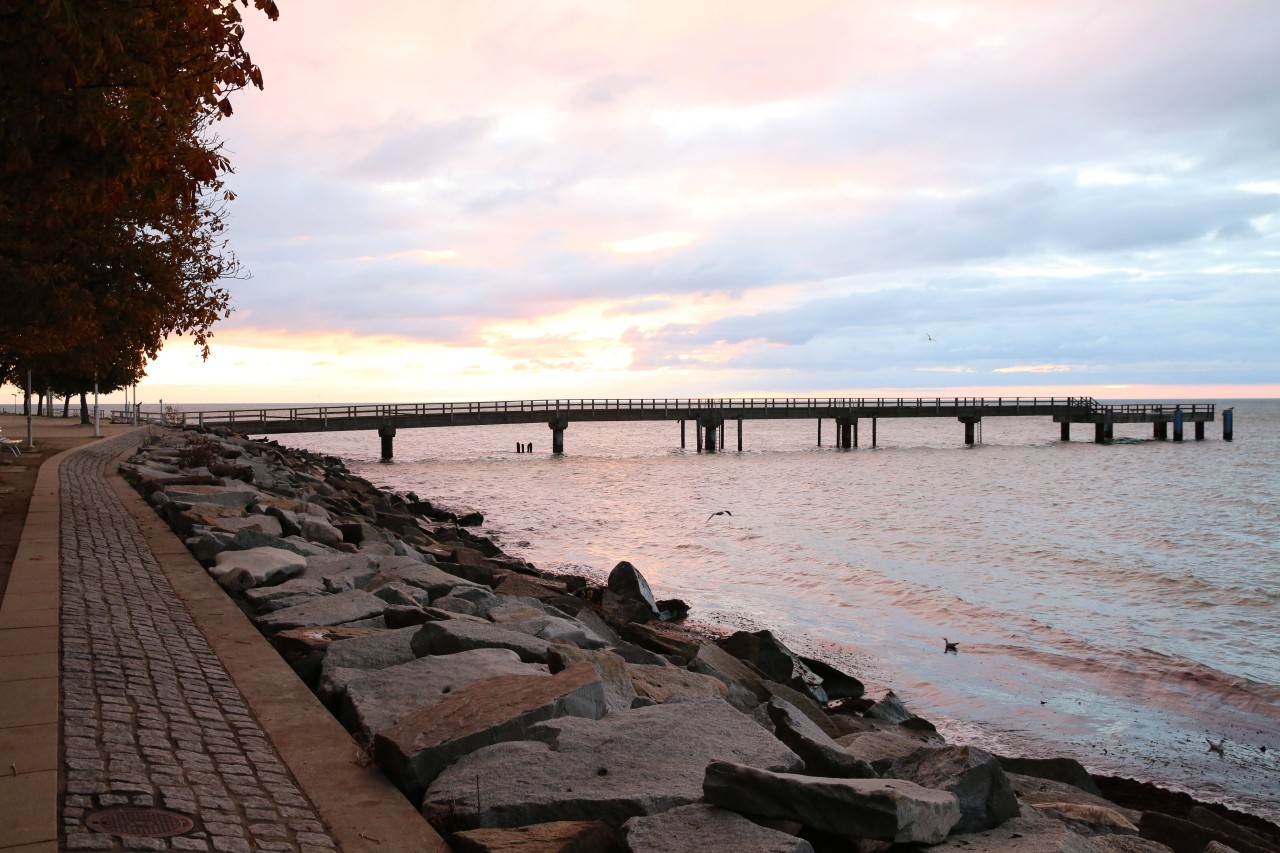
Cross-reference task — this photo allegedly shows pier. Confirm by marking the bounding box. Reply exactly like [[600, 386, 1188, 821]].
[[124, 397, 1229, 459]]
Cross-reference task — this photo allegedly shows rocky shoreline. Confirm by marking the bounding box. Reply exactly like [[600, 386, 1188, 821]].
[[120, 428, 1280, 853]]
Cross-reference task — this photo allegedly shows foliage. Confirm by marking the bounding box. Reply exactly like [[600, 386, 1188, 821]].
[[0, 0, 280, 375], [176, 433, 222, 470]]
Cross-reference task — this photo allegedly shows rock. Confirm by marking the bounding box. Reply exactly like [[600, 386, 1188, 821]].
[[423, 699, 803, 831], [1031, 802, 1137, 834], [600, 561, 661, 624], [370, 580, 429, 608], [798, 655, 865, 700], [1187, 806, 1280, 853], [411, 620, 553, 663], [265, 505, 303, 536], [760, 681, 842, 740], [254, 589, 388, 634], [1092, 838, 1176, 853], [691, 643, 769, 703], [486, 603, 548, 624], [885, 745, 1019, 833], [1139, 813, 1279, 853], [299, 552, 380, 583], [160, 482, 259, 508], [300, 515, 345, 548], [925, 814, 1102, 853], [546, 647, 637, 713], [719, 631, 826, 703], [374, 664, 607, 802], [837, 728, 942, 766], [618, 623, 702, 660], [242, 577, 327, 613], [863, 690, 915, 725], [321, 625, 421, 676], [383, 605, 436, 628], [210, 514, 284, 537], [507, 615, 610, 650], [270, 625, 386, 664], [997, 756, 1102, 797], [626, 664, 729, 703], [450, 821, 622, 853], [766, 698, 876, 779], [1008, 774, 1140, 826], [654, 598, 690, 622], [704, 761, 960, 844], [231, 527, 331, 557], [622, 804, 814, 853], [185, 531, 238, 565], [340, 648, 546, 740], [370, 560, 485, 599], [433, 596, 482, 616], [209, 546, 307, 584], [494, 573, 573, 602]]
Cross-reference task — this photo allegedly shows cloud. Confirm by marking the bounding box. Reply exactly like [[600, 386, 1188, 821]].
[[993, 364, 1074, 374]]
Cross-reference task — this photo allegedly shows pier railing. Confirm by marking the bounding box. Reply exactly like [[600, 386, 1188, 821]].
[[121, 396, 1115, 427]]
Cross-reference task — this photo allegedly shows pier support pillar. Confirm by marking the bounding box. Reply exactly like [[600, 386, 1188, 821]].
[[1195, 420, 1205, 441], [960, 417, 980, 446], [872, 418, 878, 447], [549, 419, 568, 454], [1105, 419, 1114, 442], [703, 420, 718, 453], [1173, 406, 1184, 442], [1154, 421, 1167, 440], [737, 418, 743, 452], [1094, 422, 1105, 444], [1223, 407, 1233, 441], [836, 417, 852, 449], [680, 419, 686, 449], [1061, 422, 1071, 441], [817, 419, 822, 446], [378, 424, 396, 461]]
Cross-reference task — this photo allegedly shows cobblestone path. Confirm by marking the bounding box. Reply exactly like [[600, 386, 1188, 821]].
[[59, 433, 341, 852]]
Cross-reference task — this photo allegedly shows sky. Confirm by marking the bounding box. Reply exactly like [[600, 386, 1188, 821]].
[[18, 0, 1280, 405]]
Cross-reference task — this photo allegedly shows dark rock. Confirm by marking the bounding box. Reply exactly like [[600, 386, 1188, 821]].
[[411, 620, 553, 663], [798, 655, 865, 700], [998, 756, 1103, 797], [885, 745, 1020, 833], [382, 604, 436, 628], [766, 698, 877, 779], [703, 761, 960, 844], [600, 561, 661, 624], [253, 590, 388, 634], [1139, 813, 1279, 853], [626, 664, 729, 703], [546, 647, 637, 713], [449, 821, 622, 853], [923, 813, 1101, 853], [719, 630, 826, 703], [760, 681, 842, 740], [654, 598, 690, 622]]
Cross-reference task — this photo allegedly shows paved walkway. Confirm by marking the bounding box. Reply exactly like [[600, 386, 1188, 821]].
[[0, 431, 446, 852]]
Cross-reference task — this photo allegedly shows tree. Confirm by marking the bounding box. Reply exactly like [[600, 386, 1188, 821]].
[[0, 0, 280, 374]]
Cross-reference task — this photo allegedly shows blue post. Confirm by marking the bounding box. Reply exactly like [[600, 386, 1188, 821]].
[[1173, 406, 1184, 442], [1223, 407, 1234, 441]]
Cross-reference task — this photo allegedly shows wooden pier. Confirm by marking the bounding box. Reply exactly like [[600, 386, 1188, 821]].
[[126, 397, 1230, 459]]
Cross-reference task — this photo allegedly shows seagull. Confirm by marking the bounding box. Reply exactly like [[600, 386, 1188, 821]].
[[926, 333, 936, 342], [1206, 737, 1225, 755], [707, 510, 733, 523], [943, 638, 959, 654]]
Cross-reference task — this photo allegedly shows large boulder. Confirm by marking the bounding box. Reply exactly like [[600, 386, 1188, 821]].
[[299, 515, 345, 548], [703, 761, 960, 845], [547, 647, 637, 713], [449, 821, 622, 853], [885, 745, 1020, 834], [923, 813, 1102, 853], [627, 664, 729, 704], [1008, 774, 1140, 827], [837, 728, 942, 766], [996, 756, 1102, 797], [600, 561, 661, 624], [504, 615, 610, 650], [160, 482, 259, 508], [691, 643, 770, 703], [368, 560, 486, 599], [622, 804, 814, 853], [719, 631, 826, 703], [340, 648, 546, 740], [411, 620, 553, 663], [760, 682, 842, 740], [209, 546, 306, 584], [766, 698, 876, 779], [253, 589, 387, 634], [422, 698, 802, 831], [242, 577, 327, 613], [374, 663, 607, 802]]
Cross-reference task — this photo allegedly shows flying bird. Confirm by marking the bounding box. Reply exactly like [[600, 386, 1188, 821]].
[[926, 333, 936, 341], [943, 638, 959, 654], [707, 510, 733, 523]]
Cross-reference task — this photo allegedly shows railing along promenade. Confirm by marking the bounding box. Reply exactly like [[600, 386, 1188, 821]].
[[117, 396, 1230, 457]]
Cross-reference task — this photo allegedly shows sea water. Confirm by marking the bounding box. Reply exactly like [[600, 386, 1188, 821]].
[[273, 399, 1280, 820]]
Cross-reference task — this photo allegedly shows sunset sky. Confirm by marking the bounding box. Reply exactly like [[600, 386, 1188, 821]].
[[13, 1, 1280, 405]]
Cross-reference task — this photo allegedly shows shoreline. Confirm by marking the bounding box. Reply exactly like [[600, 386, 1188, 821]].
[[122, 426, 1280, 849]]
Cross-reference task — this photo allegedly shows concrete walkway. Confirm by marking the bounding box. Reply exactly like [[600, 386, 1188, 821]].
[[0, 431, 446, 852]]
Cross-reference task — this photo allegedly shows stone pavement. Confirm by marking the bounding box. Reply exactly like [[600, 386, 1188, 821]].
[[1, 430, 447, 852]]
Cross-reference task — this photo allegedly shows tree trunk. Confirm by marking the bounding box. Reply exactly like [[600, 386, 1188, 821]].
[[63, 395, 71, 418], [80, 392, 90, 425]]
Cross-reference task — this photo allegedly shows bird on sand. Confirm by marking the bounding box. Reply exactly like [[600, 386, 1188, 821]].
[[1206, 737, 1225, 755], [943, 638, 959, 654], [707, 510, 733, 523]]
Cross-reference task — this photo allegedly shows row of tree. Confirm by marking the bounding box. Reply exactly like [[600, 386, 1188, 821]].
[[1, 0, 280, 419]]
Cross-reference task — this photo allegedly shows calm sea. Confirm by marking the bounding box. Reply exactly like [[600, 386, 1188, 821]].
[[263, 399, 1279, 820]]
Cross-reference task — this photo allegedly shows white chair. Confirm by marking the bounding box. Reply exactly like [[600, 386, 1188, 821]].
[[0, 430, 22, 456]]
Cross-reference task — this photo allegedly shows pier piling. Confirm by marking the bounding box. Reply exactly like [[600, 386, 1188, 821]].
[[549, 419, 568, 454], [1223, 407, 1234, 441], [378, 424, 396, 461], [1173, 406, 1184, 442], [1061, 422, 1071, 441]]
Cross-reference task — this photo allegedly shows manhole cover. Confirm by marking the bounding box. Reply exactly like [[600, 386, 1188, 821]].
[[84, 806, 195, 837]]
